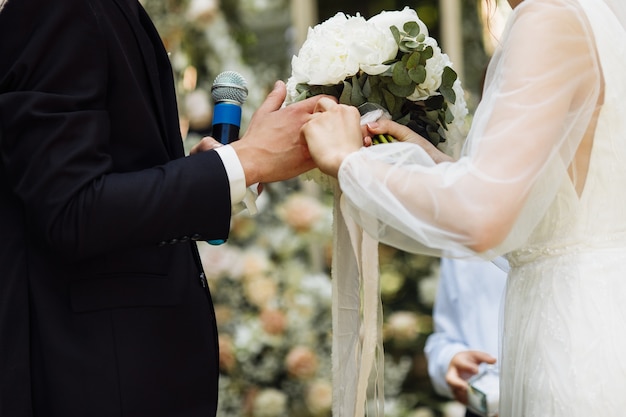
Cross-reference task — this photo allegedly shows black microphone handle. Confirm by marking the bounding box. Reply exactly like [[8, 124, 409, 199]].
[[212, 123, 240, 144]]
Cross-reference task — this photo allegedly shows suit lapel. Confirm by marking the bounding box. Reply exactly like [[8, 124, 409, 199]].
[[110, 0, 181, 158]]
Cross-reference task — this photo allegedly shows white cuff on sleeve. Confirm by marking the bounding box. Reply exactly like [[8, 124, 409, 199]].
[[214, 145, 246, 205]]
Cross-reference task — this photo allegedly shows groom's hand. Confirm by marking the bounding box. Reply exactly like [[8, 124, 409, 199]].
[[232, 81, 330, 186]]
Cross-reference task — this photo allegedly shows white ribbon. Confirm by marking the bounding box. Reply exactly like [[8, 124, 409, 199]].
[[331, 181, 385, 417]]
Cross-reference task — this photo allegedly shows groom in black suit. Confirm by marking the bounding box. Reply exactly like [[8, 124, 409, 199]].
[[0, 0, 323, 416]]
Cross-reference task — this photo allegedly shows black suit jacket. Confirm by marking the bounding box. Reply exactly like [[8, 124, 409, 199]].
[[0, 0, 231, 415]]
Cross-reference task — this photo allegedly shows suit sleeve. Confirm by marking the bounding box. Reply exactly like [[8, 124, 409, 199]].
[[0, 0, 232, 261]]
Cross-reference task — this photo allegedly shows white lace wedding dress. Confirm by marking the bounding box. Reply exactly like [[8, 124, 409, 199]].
[[336, 0, 626, 416]]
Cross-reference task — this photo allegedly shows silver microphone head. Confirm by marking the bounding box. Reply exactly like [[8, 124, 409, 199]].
[[211, 71, 248, 105]]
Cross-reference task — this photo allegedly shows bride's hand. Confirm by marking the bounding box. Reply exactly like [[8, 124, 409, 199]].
[[366, 119, 455, 164], [302, 97, 363, 178]]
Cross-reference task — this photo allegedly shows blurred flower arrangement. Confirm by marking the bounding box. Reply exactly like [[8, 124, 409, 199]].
[[196, 182, 444, 417], [285, 7, 468, 150]]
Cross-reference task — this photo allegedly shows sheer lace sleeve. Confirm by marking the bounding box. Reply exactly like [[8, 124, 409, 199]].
[[338, 0, 602, 259]]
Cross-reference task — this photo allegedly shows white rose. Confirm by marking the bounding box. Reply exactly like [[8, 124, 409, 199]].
[[345, 17, 397, 76], [450, 78, 469, 127], [386, 311, 419, 341], [368, 6, 429, 38], [284, 76, 300, 104], [252, 389, 288, 417], [290, 13, 362, 85]]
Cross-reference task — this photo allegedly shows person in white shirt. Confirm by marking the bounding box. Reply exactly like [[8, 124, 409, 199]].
[[424, 258, 507, 416]]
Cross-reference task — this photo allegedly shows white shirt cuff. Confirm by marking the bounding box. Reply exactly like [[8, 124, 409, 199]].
[[214, 145, 246, 205]]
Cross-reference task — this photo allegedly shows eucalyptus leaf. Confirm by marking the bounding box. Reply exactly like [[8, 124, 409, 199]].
[[441, 66, 457, 87], [392, 63, 412, 86], [440, 85, 456, 104], [382, 89, 397, 115], [406, 52, 421, 69], [388, 81, 414, 98], [390, 26, 401, 45], [444, 106, 454, 124], [408, 66, 426, 84], [403, 21, 420, 37], [351, 76, 366, 106], [421, 46, 434, 62], [403, 40, 421, 50], [339, 81, 352, 104]]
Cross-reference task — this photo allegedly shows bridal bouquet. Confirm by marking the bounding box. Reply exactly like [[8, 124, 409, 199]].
[[285, 7, 468, 151]]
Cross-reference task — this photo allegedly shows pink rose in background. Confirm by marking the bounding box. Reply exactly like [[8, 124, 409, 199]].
[[260, 308, 288, 335], [218, 335, 236, 373], [285, 346, 318, 380], [277, 193, 325, 233]]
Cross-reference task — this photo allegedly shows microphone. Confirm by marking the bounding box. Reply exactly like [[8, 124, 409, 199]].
[[210, 71, 248, 145], [206, 71, 251, 246]]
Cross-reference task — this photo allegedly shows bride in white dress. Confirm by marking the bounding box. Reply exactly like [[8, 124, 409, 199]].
[[302, 0, 626, 416]]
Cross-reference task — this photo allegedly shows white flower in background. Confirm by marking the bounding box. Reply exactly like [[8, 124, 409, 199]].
[[380, 268, 405, 299], [368, 6, 429, 38], [418, 264, 440, 308], [243, 275, 278, 308], [233, 320, 264, 359], [184, 89, 213, 130], [197, 242, 243, 281], [408, 407, 437, 417], [252, 388, 288, 417], [186, 0, 218, 23], [300, 273, 332, 302], [441, 401, 467, 417], [385, 311, 420, 342], [241, 249, 272, 280], [305, 379, 333, 415]]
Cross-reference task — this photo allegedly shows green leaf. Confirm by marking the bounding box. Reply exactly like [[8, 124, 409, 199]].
[[403, 21, 420, 37], [339, 81, 352, 104], [402, 40, 421, 50], [408, 66, 426, 84], [390, 26, 401, 45], [406, 52, 421, 69], [382, 89, 396, 113], [444, 106, 455, 124], [392, 63, 412, 86], [441, 66, 457, 87], [388, 81, 415, 98], [440, 85, 456, 104], [421, 46, 434, 63], [351, 76, 366, 106]]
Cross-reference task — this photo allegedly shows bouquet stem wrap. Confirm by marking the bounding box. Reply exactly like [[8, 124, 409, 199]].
[[331, 181, 384, 417]]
